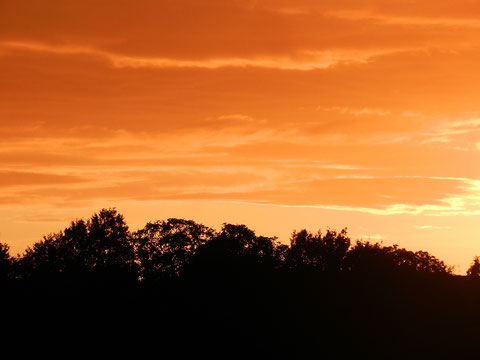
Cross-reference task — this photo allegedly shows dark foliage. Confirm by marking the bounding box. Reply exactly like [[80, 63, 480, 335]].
[[467, 256, 480, 277], [134, 218, 214, 281], [346, 240, 452, 274], [15, 208, 137, 292], [0, 243, 12, 281], [286, 228, 351, 271], [1, 208, 479, 358]]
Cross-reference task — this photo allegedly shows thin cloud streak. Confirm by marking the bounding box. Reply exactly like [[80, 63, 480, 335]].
[[0, 41, 413, 71], [328, 10, 480, 28]]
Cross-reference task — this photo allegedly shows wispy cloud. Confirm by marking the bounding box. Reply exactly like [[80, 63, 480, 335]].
[[319, 106, 392, 116], [415, 225, 452, 230], [0, 41, 410, 71], [420, 117, 480, 145], [358, 234, 384, 240], [327, 10, 480, 28]]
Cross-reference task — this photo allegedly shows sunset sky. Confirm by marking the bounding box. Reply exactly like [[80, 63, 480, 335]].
[[2, 0, 480, 273]]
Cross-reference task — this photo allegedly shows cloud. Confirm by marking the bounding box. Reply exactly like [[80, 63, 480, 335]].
[[319, 106, 392, 116], [327, 10, 480, 28], [358, 234, 384, 240], [419, 117, 480, 146], [0, 41, 405, 71], [2, 136, 477, 217], [415, 225, 452, 230], [0, 171, 87, 187]]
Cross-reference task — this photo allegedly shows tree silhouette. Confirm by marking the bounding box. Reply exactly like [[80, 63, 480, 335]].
[[17, 208, 137, 286], [134, 218, 214, 280], [0, 243, 12, 281], [346, 240, 452, 274], [84, 208, 135, 272], [286, 228, 350, 271], [212, 223, 276, 259], [190, 223, 286, 278], [467, 256, 480, 277]]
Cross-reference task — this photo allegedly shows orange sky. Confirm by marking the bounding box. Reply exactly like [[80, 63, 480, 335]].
[[2, 0, 480, 273]]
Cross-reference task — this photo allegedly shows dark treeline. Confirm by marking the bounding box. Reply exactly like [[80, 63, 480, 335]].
[[2, 208, 480, 358]]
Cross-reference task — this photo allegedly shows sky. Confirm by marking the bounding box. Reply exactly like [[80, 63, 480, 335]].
[[2, 0, 480, 273]]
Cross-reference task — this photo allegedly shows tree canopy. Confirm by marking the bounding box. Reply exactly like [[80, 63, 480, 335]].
[[16, 208, 137, 284], [3, 208, 457, 285], [1, 208, 479, 358]]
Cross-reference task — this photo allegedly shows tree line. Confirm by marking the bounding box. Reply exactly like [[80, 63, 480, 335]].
[[3, 208, 480, 358], [0, 208, 461, 285]]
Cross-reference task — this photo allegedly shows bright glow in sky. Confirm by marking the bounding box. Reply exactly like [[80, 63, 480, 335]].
[[1, 0, 480, 273]]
